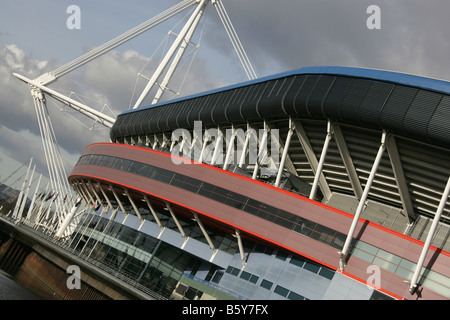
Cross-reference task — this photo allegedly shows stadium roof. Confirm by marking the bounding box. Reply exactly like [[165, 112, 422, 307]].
[[113, 66, 450, 148]]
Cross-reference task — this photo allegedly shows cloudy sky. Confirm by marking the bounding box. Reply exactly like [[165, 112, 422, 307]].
[[1, 0, 450, 189]]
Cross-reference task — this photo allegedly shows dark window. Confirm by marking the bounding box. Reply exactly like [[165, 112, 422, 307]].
[[275, 250, 289, 261], [274, 285, 289, 297], [260, 279, 273, 290], [288, 292, 304, 300], [303, 261, 321, 273], [240, 271, 251, 281], [289, 256, 306, 267], [318, 268, 335, 280], [249, 274, 259, 284], [274, 216, 294, 229]]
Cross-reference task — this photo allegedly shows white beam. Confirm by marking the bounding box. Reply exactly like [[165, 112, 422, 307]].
[[275, 119, 294, 187], [333, 123, 363, 200], [252, 122, 268, 180], [409, 176, 450, 294], [14, 73, 115, 128], [293, 119, 332, 201], [12, 158, 33, 219], [164, 201, 188, 241], [192, 211, 216, 251], [152, 2, 205, 104], [143, 195, 164, 231], [124, 189, 144, 222], [133, 0, 208, 109], [110, 184, 128, 218], [386, 134, 417, 223], [310, 120, 333, 200], [223, 124, 236, 171], [339, 131, 387, 271], [235, 228, 246, 268]]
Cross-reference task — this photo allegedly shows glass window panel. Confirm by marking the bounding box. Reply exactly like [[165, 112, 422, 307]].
[[183, 176, 202, 189], [373, 257, 397, 273], [303, 261, 321, 273], [243, 202, 260, 216], [146, 168, 158, 179], [277, 210, 296, 221], [197, 187, 211, 198], [274, 217, 294, 229], [240, 271, 251, 281], [230, 267, 240, 276], [227, 192, 247, 204], [274, 285, 289, 297], [249, 275, 259, 284], [292, 223, 312, 237], [127, 161, 141, 174], [395, 267, 413, 280], [351, 248, 375, 263], [258, 210, 276, 222], [260, 279, 273, 290], [318, 268, 335, 280], [275, 250, 289, 261], [376, 249, 401, 265], [157, 172, 174, 183], [331, 233, 346, 249], [170, 176, 186, 188], [289, 256, 305, 268], [399, 259, 416, 272], [287, 292, 304, 300], [120, 159, 132, 171], [423, 270, 450, 288], [112, 158, 123, 169], [421, 278, 450, 297], [209, 191, 227, 202], [224, 197, 245, 210], [354, 241, 379, 255]]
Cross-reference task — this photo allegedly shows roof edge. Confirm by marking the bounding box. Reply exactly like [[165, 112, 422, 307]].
[[122, 66, 450, 115]]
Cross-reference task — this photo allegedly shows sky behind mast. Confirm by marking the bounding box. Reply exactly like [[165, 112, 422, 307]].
[[1, 0, 450, 187]]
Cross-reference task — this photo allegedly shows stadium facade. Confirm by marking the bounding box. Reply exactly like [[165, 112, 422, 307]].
[[67, 66, 450, 300]]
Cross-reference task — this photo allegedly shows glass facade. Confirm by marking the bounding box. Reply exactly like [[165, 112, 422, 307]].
[[76, 154, 346, 250], [68, 212, 344, 300], [72, 152, 450, 299]]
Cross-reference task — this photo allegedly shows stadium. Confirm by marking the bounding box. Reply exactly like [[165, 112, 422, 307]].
[[66, 66, 450, 300]]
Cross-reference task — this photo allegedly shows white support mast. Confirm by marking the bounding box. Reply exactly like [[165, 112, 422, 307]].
[[12, 0, 257, 237], [133, 0, 209, 109]]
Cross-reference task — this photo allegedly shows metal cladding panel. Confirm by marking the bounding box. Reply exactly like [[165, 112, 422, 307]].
[[428, 95, 450, 145], [198, 95, 217, 126], [283, 75, 307, 115], [225, 85, 249, 123], [379, 85, 418, 135], [138, 109, 152, 136], [175, 99, 194, 129], [110, 67, 450, 148], [110, 114, 125, 141], [211, 90, 233, 124], [306, 75, 335, 117], [403, 90, 442, 139], [322, 76, 353, 120], [162, 102, 181, 131], [186, 97, 206, 127], [258, 77, 295, 119], [240, 83, 266, 121], [358, 81, 394, 127], [339, 78, 372, 124], [293, 75, 320, 115], [146, 106, 162, 132]]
